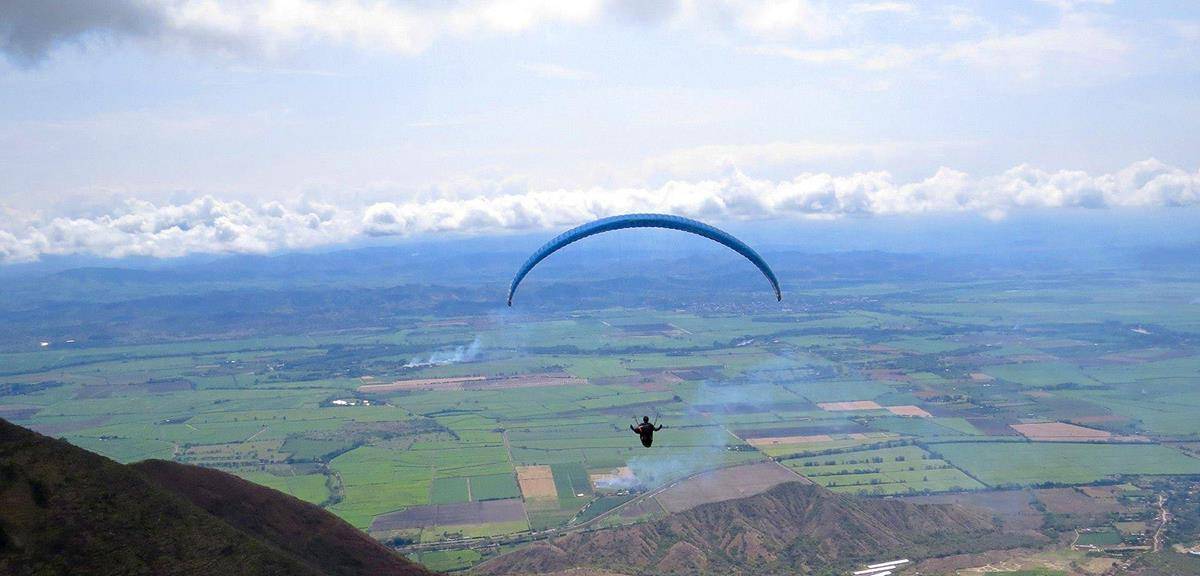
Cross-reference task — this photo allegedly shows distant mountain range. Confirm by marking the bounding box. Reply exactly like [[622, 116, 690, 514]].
[[0, 418, 433, 576], [478, 481, 1041, 575]]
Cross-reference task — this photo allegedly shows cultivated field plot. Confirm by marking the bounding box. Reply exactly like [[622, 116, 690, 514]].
[[933, 442, 1200, 486], [746, 434, 834, 447], [887, 405, 932, 418], [904, 489, 1045, 531], [5, 272, 1200, 561], [654, 461, 804, 513], [369, 498, 526, 532], [785, 445, 985, 495], [237, 470, 329, 505], [1035, 487, 1126, 520], [1011, 422, 1114, 441], [358, 375, 487, 392], [357, 373, 586, 394], [516, 465, 558, 501], [817, 400, 883, 411]]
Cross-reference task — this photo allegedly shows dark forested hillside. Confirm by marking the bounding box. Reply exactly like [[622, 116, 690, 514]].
[[0, 418, 432, 576]]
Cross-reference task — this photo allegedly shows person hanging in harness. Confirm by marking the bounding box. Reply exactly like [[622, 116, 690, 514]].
[[630, 416, 664, 448]]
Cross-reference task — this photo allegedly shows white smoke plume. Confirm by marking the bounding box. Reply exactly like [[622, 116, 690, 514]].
[[616, 380, 750, 490], [404, 336, 482, 368], [1, 159, 1196, 264]]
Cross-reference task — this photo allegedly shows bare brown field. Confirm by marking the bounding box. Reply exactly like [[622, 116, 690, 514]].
[[516, 465, 557, 500], [654, 462, 804, 513], [1079, 485, 1128, 499], [745, 434, 833, 447], [28, 415, 111, 435], [0, 404, 41, 420], [817, 400, 883, 411], [369, 498, 526, 532], [905, 489, 1044, 531], [734, 422, 867, 439], [1035, 488, 1124, 518], [1070, 414, 1128, 424], [358, 373, 584, 393], [966, 417, 1020, 436], [867, 369, 911, 382], [886, 405, 932, 417], [616, 497, 664, 519], [1010, 422, 1112, 441], [358, 376, 486, 393], [465, 374, 585, 390], [969, 372, 995, 382], [596, 370, 685, 391]]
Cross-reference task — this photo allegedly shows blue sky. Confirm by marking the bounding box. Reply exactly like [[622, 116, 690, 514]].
[[0, 0, 1197, 262]]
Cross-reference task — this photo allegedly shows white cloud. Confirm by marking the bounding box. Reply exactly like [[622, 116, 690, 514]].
[[642, 140, 967, 177], [941, 14, 1130, 84], [2, 0, 1165, 91], [744, 43, 922, 70], [848, 2, 914, 16], [520, 62, 595, 81], [704, 0, 843, 41], [748, 13, 1133, 85], [1, 159, 1195, 263], [0, 196, 356, 263], [1033, 0, 1114, 12]]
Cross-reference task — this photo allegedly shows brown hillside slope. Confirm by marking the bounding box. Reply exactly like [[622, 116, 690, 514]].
[[477, 482, 1042, 575], [0, 418, 431, 576]]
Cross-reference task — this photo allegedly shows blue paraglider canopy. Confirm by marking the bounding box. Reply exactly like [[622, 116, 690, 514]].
[[507, 213, 782, 306]]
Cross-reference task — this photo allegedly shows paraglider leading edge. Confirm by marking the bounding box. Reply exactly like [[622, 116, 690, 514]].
[[506, 213, 782, 305]]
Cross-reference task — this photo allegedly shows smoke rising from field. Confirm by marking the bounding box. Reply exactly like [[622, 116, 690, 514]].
[[404, 336, 481, 368], [620, 379, 751, 490]]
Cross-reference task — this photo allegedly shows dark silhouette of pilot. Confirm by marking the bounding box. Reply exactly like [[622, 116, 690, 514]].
[[630, 416, 663, 448]]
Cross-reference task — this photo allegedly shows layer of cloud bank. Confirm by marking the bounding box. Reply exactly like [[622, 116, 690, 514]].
[[1, 159, 1196, 263]]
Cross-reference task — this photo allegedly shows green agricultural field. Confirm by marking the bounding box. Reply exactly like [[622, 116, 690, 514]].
[[1076, 528, 1123, 546], [469, 473, 521, 501], [985, 362, 1099, 388], [430, 476, 471, 504], [237, 471, 329, 505], [328, 446, 434, 528], [551, 462, 592, 498], [4, 270, 1200, 564], [783, 445, 984, 495], [411, 549, 482, 572], [933, 442, 1200, 487]]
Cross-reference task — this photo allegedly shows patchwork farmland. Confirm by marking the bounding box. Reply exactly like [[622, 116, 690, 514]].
[[5, 272, 1200, 572]]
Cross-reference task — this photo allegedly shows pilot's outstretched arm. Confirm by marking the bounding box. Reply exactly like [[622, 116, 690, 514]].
[[654, 425, 663, 431]]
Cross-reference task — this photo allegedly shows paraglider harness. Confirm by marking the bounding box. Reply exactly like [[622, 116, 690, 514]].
[[631, 414, 664, 448]]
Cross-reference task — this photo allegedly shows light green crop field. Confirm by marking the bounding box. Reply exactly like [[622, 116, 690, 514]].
[[237, 471, 329, 505], [4, 275, 1200, 562], [933, 442, 1200, 486], [783, 445, 985, 495]]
